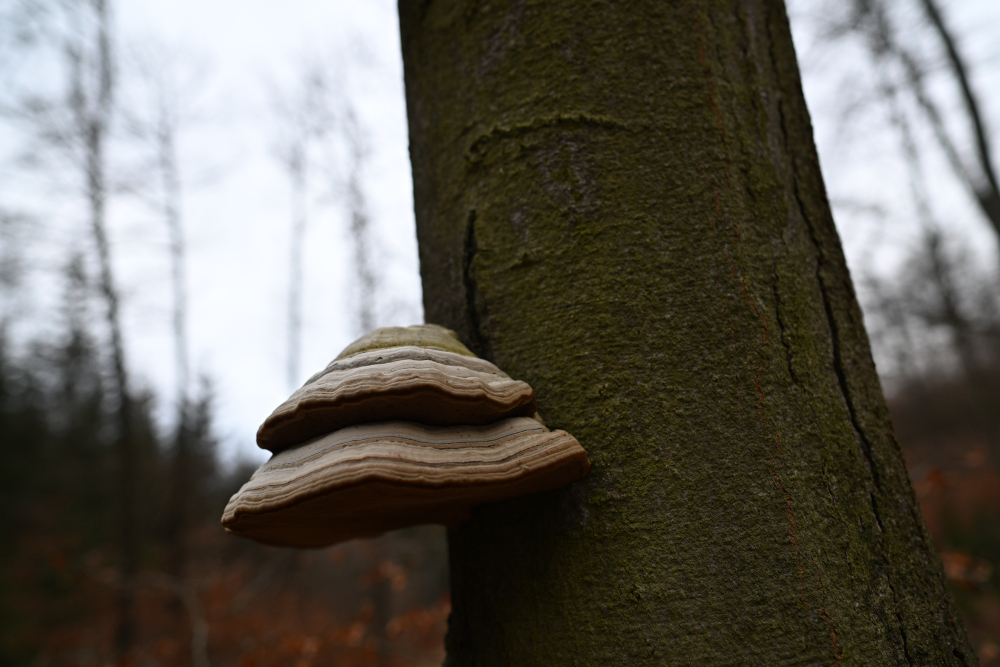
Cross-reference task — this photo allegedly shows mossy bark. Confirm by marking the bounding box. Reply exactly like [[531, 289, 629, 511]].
[[398, 0, 975, 664]]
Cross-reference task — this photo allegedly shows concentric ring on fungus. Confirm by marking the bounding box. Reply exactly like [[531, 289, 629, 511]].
[[223, 324, 590, 547], [256, 327, 537, 453], [225, 417, 590, 547]]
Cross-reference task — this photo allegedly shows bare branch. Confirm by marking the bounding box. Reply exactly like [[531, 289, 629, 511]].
[[267, 58, 341, 390], [919, 0, 999, 199]]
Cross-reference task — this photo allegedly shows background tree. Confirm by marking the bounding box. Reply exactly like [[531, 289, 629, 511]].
[[814, 0, 999, 249], [399, 0, 974, 663], [3, 0, 139, 654], [121, 38, 208, 593], [269, 59, 337, 391], [340, 102, 378, 336], [270, 56, 381, 388]]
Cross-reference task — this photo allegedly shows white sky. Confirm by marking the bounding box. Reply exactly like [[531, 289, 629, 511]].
[[115, 0, 424, 466], [1, 0, 997, 466], [1, 0, 421, 467], [788, 0, 1000, 269]]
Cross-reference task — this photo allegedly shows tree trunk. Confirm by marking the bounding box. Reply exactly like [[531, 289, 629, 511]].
[[398, 0, 974, 664], [287, 148, 307, 392], [159, 89, 193, 597], [75, 0, 138, 655]]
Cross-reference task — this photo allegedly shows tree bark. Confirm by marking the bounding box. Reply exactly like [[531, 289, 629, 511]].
[[398, 0, 975, 664]]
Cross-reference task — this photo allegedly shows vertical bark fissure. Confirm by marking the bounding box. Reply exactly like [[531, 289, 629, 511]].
[[807, 235, 879, 481], [769, 248, 846, 660], [462, 210, 492, 360], [771, 273, 798, 385], [804, 180, 917, 667], [771, 233, 860, 624], [812, 557, 844, 667], [737, 4, 801, 392], [760, 5, 922, 661], [766, 6, 884, 488], [706, 8, 848, 656], [780, 98, 917, 663]]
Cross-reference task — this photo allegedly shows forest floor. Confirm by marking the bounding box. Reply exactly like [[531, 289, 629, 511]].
[[8, 437, 998, 666]]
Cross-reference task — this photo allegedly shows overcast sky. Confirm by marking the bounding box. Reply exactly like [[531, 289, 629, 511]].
[[2, 0, 421, 466], [1, 0, 998, 466], [109, 0, 423, 465]]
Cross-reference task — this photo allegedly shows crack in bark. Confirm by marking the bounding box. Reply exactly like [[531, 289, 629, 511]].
[[760, 5, 912, 661], [462, 210, 492, 360], [896, 610, 915, 665], [704, 7, 845, 653], [776, 89, 915, 664], [823, 457, 859, 595], [765, 221, 851, 610], [771, 276, 799, 385]]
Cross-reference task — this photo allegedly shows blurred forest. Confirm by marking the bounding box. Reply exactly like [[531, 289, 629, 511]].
[[0, 0, 999, 665], [0, 0, 446, 665]]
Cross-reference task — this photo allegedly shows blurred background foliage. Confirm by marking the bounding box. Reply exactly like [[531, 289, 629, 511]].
[[0, 0, 999, 665]]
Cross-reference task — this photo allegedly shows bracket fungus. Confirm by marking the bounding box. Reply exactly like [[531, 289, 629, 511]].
[[222, 324, 590, 547]]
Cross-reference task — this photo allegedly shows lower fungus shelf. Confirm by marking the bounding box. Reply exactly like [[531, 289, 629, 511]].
[[222, 416, 590, 548]]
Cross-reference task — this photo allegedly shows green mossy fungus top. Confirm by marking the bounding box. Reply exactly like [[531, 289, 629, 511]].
[[334, 324, 477, 360], [399, 0, 974, 665]]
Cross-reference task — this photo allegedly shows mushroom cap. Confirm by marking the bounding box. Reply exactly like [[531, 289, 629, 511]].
[[223, 417, 591, 547], [333, 323, 476, 360], [257, 325, 537, 453]]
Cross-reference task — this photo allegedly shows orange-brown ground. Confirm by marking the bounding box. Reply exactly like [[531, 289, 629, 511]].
[[10, 425, 999, 665], [7, 525, 451, 666]]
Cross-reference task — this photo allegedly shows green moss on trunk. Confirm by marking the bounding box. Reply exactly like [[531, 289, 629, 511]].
[[398, 0, 975, 664]]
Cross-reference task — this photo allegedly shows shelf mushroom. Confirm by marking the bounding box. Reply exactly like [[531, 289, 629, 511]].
[[222, 324, 590, 547], [255, 324, 539, 453]]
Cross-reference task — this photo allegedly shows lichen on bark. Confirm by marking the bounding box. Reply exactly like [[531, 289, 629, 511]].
[[398, 0, 976, 664]]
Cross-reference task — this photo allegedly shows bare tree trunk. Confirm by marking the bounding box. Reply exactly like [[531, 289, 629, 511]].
[[269, 63, 333, 390], [344, 136, 376, 334], [159, 108, 190, 408], [70, 0, 136, 655], [287, 149, 307, 391], [154, 86, 194, 589], [399, 0, 975, 663]]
